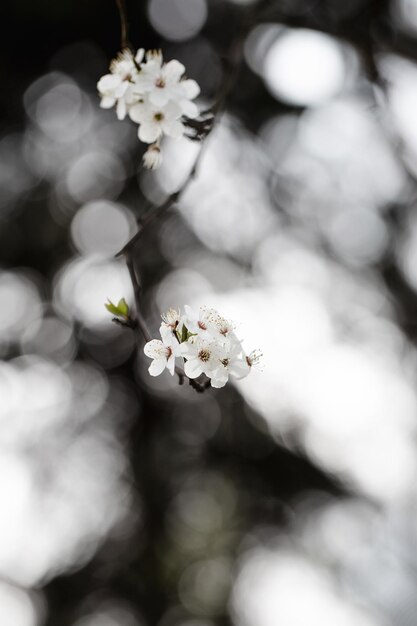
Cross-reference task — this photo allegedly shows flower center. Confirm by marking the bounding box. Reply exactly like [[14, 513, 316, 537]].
[[154, 112, 164, 122], [123, 72, 132, 82], [198, 349, 211, 362], [155, 77, 166, 88]]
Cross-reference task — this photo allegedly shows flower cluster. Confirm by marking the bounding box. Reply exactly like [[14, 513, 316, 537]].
[[144, 306, 262, 388], [97, 48, 200, 169]]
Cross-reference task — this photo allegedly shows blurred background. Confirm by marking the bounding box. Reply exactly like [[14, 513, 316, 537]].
[[2, 0, 417, 624]]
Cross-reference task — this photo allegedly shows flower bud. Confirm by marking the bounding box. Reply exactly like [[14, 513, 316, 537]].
[[105, 297, 130, 319], [143, 143, 163, 169]]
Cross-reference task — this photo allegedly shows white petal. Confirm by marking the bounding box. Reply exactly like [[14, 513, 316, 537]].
[[149, 358, 166, 376], [132, 76, 151, 95], [171, 339, 182, 357], [115, 81, 129, 98], [165, 100, 183, 118], [146, 50, 163, 67], [160, 324, 173, 343], [229, 359, 250, 379], [129, 103, 147, 123], [210, 371, 228, 388], [167, 353, 176, 375], [97, 74, 120, 92], [149, 89, 170, 107], [135, 48, 145, 64], [138, 122, 161, 144], [144, 339, 165, 359], [100, 96, 116, 109], [180, 99, 199, 118], [163, 119, 185, 139], [116, 98, 127, 120], [184, 358, 203, 379], [164, 59, 185, 82], [181, 79, 200, 99], [184, 305, 197, 320], [180, 341, 195, 358]]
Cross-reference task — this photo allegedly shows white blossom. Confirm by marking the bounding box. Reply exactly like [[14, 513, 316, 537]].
[[183, 305, 217, 341], [209, 338, 251, 388], [144, 331, 181, 377], [181, 336, 227, 380], [129, 100, 185, 143], [142, 305, 260, 389], [133, 50, 200, 117], [97, 46, 201, 155], [161, 308, 182, 332], [97, 49, 141, 120], [183, 305, 238, 348], [206, 311, 237, 347]]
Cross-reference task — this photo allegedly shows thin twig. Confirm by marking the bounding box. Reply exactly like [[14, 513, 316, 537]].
[[125, 251, 152, 343], [115, 0, 132, 51]]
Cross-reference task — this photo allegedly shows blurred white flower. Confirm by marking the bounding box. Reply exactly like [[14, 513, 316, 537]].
[[133, 50, 200, 117], [97, 46, 201, 154], [97, 49, 140, 120], [129, 100, 185, 143]]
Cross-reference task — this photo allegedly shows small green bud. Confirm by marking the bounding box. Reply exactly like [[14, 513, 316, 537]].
[[180, 324, 189, 343], [105, 298, 130, 319]]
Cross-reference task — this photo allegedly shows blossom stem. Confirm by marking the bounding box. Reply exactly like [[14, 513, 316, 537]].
[[125, 251, 152, 343], [115, 0, 132, 51]]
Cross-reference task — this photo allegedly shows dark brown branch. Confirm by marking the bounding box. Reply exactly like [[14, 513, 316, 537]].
[[125, 251, 152, 343], [115, 0, 132, 51], [111, 317, 137, 330], [188, 377, 211, 392]]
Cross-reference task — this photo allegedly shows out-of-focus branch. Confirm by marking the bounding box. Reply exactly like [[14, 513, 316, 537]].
[[125, 251, 152, 343], [115, 0, 132, 51]]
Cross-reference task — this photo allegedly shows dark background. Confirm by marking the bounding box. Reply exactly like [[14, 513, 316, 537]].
[[1, 1, 417, 625]]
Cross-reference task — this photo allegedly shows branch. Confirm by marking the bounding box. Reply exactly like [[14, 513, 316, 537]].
[[116, 2, 261, 391], [115, 0, 132, 51], [117, 4, 257, 257], [125, 251, 152, 343]]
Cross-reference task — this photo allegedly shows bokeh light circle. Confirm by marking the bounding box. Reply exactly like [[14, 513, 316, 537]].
[[148, 0, 207, 42], [54, 256, 133, 327], [71, 200, 134, 256], [262, 29, 346, 106]]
